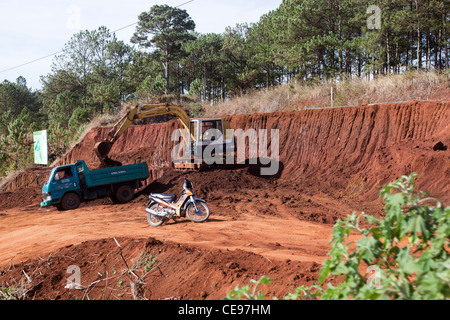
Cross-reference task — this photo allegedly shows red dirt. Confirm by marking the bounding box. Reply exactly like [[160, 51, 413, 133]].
[[0, 100, 448, 300], [0, 237, 323, 300]]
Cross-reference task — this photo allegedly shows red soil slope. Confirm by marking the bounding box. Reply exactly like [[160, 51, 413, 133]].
[[0, 100, 448, 300], [5, 100, 448, 202]]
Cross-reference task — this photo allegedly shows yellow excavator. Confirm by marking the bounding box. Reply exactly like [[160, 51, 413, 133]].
[[94, 103, 235, 170]]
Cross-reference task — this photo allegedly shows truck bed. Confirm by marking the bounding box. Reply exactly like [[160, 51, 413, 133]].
[[79, 161, 149, 188]]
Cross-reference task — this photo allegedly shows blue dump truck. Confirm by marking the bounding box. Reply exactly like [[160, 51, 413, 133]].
[[41, 160, 149, 210]]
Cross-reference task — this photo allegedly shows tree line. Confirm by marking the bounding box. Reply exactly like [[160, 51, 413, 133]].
[[0, 0, 448, 175]]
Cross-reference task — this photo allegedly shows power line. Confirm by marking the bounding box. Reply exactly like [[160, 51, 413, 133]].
[[0, 0, 195, 75], [174, 0, 195, 9], [0, 51, 64, 74]]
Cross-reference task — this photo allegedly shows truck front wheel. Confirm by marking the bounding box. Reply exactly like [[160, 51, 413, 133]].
[[61, 193, 81, 210], [115, 185, 134, 203]]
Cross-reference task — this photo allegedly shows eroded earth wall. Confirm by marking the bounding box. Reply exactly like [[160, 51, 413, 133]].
[[3, 101, 449, 203]]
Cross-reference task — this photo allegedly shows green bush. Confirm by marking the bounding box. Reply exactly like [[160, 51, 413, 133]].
[[311, 173, 449, 300], [224, 276, 272, 300]]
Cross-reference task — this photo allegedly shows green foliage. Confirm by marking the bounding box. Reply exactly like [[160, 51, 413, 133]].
[[68, 107, 91, 134], [296, 173, 450, 299], [0, 77, 42, 174], [224, 276, 272, 300], [132, 252, 157, 273], [225, 173, 450, 300], [0, 78, 42, 136], [188, 79, 203, 98], [188, 103, 203, 118], [136, 74, 166, 99], [41, 26, 135, 114], [222, 24, 259, 95], [184, 33, 227, 102], [0, 286, 16, 300], [0, 283, 28, 300]]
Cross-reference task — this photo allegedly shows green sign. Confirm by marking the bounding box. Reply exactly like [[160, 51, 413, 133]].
[[33, 130, 48, 165]]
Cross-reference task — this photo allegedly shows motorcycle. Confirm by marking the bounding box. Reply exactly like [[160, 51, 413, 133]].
[[145, 177, 210, 227]]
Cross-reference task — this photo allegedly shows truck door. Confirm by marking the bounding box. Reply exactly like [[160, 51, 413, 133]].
[[52, 166, 79, 196]]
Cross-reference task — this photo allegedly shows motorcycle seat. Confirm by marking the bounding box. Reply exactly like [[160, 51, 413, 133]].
[[151, 193, 176, 202]]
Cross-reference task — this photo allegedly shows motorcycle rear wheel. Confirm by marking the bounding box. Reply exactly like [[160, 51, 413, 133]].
[[147, 203, 165, 227], [186, 202, 210, 223]]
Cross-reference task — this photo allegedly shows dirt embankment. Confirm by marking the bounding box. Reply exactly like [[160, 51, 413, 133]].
[[4, 100, 449, 204], [0, 237, 321, 300], [227, 100, 449, 203], [0, 100, 448, 300]]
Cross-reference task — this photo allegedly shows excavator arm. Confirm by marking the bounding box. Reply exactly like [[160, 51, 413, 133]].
[[94, 104, 194, 167]]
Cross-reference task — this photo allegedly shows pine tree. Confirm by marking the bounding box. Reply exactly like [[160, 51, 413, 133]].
[[131, 5, 196, 94]]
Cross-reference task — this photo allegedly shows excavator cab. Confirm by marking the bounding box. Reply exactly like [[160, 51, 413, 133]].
[[172, 118, 235, 170], [188, 118, 234, 158]]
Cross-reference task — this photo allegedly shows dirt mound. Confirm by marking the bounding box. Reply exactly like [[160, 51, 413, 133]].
[[134, 167, 349, 223], [0, 188, 42, 211], [58, 121, 179, 180], [1, 167, 51, 195], [0, 237, 320, 300]]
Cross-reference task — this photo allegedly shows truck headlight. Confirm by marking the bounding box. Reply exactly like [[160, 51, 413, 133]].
[[43, 193, 52, 202]]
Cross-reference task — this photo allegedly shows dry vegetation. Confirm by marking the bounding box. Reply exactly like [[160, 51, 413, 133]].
[[199, 71, 450, 117]]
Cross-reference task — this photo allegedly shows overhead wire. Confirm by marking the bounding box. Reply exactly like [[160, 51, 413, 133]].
[[0, 0, 195, 74]]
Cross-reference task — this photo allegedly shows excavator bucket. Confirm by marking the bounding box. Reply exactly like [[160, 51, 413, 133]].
[[94, 140, 122, 168]]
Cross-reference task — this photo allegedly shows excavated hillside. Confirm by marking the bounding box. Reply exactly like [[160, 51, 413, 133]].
[[4, 100, 449, 203], [0, 100, 448, 300]]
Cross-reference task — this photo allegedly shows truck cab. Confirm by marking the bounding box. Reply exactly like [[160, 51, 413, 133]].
[[41, 164, 80, 208]]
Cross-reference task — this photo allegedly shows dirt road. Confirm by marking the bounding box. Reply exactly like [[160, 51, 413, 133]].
[[0, 186, 346, 267]]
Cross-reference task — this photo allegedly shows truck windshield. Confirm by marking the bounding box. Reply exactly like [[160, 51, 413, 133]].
[[201, 120, 223, 141], [45, 168, 57, 185], [55, 168, 72, 180]]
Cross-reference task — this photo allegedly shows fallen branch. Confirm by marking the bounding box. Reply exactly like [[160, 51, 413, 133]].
[[22, 270, 31, 284], [113, 237, 145, 300]]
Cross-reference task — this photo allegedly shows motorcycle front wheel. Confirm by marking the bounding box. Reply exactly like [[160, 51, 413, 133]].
[[186, 202, 210, 223], [147, 203, 165, 227]]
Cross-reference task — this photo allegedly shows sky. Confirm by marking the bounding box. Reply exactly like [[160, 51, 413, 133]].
[[0, 0, 282, 90]]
